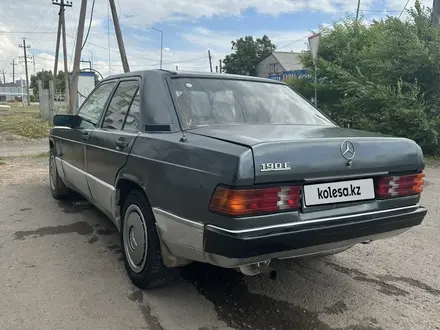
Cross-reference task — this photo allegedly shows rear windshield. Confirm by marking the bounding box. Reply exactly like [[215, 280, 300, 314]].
[[169, 77, 334, 129]]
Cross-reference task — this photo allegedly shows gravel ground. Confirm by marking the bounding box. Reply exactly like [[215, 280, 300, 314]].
[[0, 157, 439, 330]]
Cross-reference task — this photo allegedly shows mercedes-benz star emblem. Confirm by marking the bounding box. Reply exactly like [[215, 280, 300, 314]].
[[340, 140, 355, 160]]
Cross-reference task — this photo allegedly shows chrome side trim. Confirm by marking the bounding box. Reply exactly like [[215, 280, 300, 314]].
[[62, 159, 88, 175], [54, 136, 83, 145], [303, 171, 389, 182], [86, 173, 115, 217], [206, 204, 420, 235], [86, 143, 128, 155], [153, 208, 204, 229]]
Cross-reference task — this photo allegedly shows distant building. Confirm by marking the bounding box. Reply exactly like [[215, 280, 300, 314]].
[[0, 82, 28, 102], [255, 51, 309, 82]]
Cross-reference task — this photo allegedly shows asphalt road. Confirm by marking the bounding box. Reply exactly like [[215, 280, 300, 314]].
[[0, 157, 439, 330]]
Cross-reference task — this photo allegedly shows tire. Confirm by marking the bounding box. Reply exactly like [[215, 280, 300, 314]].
[[49, 148, 70, 200], [121, 189, 176, 289]]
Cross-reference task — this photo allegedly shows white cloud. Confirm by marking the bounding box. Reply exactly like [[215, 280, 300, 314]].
[[1, 0, 408, 80]]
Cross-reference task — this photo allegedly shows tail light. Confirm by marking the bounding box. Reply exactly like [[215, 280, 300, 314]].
[[209, 185, 301, 216], [376, 173, 425, 199]]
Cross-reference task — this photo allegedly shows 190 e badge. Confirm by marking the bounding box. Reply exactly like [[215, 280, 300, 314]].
[[260, 162, 291, 172]]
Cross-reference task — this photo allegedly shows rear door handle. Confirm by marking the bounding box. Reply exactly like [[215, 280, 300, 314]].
[[115, 138, 128, 150]]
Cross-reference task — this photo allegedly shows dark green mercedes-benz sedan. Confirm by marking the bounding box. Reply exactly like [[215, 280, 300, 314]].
[[48, 69, 427, 289]]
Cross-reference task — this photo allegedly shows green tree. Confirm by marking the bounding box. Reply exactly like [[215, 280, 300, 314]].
[[30, 70, 70, 99], [222, 35, 276, 76], [288, 0, 440, 154], [30, 70, 53, 96]]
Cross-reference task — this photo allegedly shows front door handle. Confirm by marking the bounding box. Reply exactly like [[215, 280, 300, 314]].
[[115, 138, 128, 150], [82, 131, 90, 142]]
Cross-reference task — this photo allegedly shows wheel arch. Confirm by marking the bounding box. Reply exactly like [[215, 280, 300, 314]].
[[114, 173, 154, 229], [114, 174, 190, 268]]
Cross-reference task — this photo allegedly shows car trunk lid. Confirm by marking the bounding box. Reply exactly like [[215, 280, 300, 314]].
[[188, 124, 424, 184]]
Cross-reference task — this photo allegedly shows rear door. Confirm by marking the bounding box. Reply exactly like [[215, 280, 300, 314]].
[[60, 81, 116, 198], [85, 79, 141, 215]]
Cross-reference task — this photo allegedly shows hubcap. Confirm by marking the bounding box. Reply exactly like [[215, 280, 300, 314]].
[[123, 204, 148, 273], [49, 155, 56, 190]]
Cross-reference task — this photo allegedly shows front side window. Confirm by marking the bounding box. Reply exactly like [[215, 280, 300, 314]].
[[102, 81, 139, 130], [170, 78, 334, 129], [77, 82, 116, 128]]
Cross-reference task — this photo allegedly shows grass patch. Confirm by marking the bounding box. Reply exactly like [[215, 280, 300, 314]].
[[0, 113, 51, 139], [0, 156, 6, 165], [31, 151, 49, 158]]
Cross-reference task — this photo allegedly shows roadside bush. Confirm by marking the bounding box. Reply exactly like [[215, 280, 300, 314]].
[[288, 0, 440, 155]]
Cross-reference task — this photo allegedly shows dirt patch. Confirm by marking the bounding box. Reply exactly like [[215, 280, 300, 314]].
[[0, 157, 47, 185]]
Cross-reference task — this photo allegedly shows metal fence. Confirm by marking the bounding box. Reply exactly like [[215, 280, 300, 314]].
[[38, 80, 68, 122]]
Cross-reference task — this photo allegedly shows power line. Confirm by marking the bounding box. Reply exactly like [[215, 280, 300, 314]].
[[31, 16, 59, 45], [26, 3, 51, 37], [107, 0, 111, 74], [276, 11, 356, 50], [68, 8, 77, 68], [81, 0, 96, 50], [0, 31, 58, 34], [399, 0, 411, 19]]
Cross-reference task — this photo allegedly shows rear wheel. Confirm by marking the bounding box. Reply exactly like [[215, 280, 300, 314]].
[[49, 148, 70, 200], [121, 189, 176, 289]]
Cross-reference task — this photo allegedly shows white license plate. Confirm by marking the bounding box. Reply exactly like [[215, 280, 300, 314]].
[[303, 178, 375, 206]]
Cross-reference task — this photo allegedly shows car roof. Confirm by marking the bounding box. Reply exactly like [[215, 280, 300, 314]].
[[102, 69, 286, 85]]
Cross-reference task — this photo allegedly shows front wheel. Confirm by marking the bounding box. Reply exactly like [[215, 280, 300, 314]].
[[121, 189, 176, 289], [49, 149, 70, 200]]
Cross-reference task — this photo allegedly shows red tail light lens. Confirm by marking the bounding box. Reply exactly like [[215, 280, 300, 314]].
[[209, 185, 301, 216], [376, 173, 425, 199]]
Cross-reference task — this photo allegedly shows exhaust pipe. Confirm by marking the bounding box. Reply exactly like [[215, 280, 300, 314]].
[[238, 262, 277, 280], [257, 263, 277, 280]]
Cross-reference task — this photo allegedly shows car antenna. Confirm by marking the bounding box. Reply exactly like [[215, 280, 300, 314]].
[[179, 132, 188, 143]]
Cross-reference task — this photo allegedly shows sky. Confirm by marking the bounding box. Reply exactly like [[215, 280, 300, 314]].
[[0, 0, 434, 82]]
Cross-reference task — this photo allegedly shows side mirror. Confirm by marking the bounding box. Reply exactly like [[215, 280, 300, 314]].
[[53, 114, 77, 128]]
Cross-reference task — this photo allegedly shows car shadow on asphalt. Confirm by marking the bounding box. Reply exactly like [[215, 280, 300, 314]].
[[54, 197, 383, 330]]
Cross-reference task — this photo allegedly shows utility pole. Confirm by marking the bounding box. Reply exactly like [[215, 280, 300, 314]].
[[148, 26, 163, 69], [0, 70, 6, 84], [208, 50, 213, 72], [53, 4, 63, 78], [219, 59, 222, 72], [70, 0, 88, 113], [355, 0, 361, 24], [108, 0, 130, 72], [19, 38, 31, 105], [32, 53, 36, 74], [53, 0, 72, 112], [10, 59, 17, 84], [432, 0, 440, 25]]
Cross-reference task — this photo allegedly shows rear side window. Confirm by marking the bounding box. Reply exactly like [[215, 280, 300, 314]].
[[102, 81, 139, 130], [123, 90, 140, 132]]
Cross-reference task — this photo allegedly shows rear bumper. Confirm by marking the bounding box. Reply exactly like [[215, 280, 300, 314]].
[[153, 204, 427, 269]]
